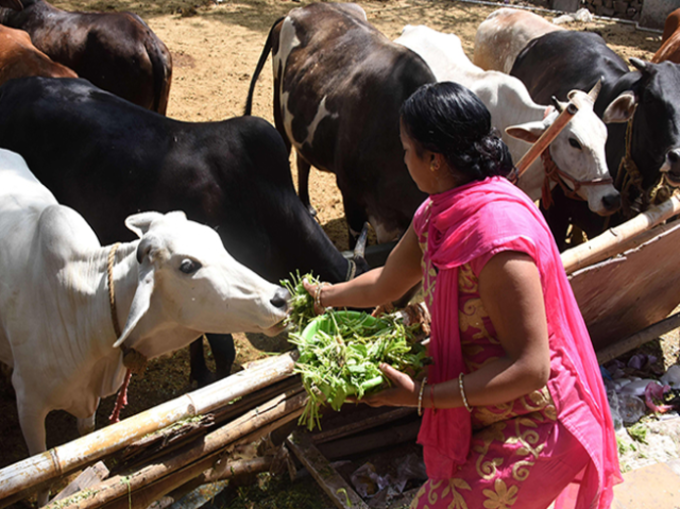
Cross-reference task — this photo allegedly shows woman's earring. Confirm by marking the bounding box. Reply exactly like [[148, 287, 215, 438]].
[[430, 161, 438, 172]]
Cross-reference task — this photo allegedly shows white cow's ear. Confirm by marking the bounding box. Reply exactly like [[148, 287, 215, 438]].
[[113, 262, 154, 348], [505, 121, 546, 144], [603, 91, 637, 124], [125, 212, 165, 238]]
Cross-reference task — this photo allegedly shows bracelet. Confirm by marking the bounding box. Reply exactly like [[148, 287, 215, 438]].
[[314, 283, 330, 310], [418, 377, 428, 416], [458, 372, 472, 412]]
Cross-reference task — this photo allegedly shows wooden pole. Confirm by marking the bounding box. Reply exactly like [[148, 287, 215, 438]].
[[0, 352, 297, 506], [562, 193, 680, 274], [516, 102, 579, 178], [287, 431, 369, 509], [43, 389, 306, 509], [596, 311, 680, 365]]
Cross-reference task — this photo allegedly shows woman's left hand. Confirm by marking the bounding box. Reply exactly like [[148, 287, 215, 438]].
[[356, 363, 420, 407]]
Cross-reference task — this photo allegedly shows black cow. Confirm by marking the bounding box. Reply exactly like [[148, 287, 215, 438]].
[[0, 0, 172, 114], [245, 2, 434, 246], [0, 77, 368, 386], [510, 30, 680, 248]]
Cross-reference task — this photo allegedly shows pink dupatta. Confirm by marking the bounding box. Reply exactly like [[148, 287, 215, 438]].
[[413, 176, 621, 509]]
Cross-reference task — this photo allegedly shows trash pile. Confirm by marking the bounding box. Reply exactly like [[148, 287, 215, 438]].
[[601, 355, 680, 470], [602, 356, 680, 427]]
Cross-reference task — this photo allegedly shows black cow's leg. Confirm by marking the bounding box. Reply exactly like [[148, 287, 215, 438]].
[[189, 337, 213, 387], [541, 193, 570, 252], [342, 193, 368, 250], [206, 333, 236, 381], [296, 154, 316, 216]]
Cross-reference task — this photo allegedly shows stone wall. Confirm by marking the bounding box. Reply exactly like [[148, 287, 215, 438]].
[[582, 0, 643, 20]]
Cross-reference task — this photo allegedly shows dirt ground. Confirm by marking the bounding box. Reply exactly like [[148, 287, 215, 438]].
[[0, 0, 675, 502]]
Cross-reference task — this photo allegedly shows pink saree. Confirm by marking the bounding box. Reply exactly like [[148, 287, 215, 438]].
[[412, 176, 621, 509]]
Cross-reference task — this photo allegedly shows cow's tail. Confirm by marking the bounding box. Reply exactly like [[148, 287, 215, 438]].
[[244, 17, 284, 116], [147, 36, 173, 115]]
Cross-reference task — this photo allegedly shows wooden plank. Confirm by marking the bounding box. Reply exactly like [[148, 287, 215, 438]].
[[286, 431, 369, 509], [51, 462, 109, 503], [596, 311, 680, 364], [569, 221, 680, 351], [562, 194, 680, 275], [312, 407, 415, 445]]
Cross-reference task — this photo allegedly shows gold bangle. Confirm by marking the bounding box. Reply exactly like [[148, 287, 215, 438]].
[[314, 283, 330, 310], [418, 377, 428, 416], [458, 372, 472, 412]]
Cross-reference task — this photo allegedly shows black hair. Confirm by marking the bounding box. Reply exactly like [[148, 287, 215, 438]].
[[400, 82, 515, 182]]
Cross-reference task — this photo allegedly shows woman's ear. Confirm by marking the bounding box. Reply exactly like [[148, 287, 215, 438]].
[[430, 152, 444, 172]]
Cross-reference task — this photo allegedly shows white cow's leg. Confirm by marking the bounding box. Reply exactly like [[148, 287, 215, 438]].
[[77, 413, 96, 436], [16, 399, 50, 506]]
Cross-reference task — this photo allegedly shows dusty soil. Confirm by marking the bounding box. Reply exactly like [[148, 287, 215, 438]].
[[0, 0, 676, 506]]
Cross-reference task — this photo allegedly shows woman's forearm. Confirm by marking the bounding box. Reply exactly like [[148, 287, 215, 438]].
[[421, 356, 550, 411]]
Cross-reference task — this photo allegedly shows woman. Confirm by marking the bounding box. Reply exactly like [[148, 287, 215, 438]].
[[303, 82, 620, 509]]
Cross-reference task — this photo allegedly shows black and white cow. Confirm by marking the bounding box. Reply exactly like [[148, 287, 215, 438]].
[[509, 30, 680, 247], [244, 2, 435, 245], [0, 76, 369, 385]]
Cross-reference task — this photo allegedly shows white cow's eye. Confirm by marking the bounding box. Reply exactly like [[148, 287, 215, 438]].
[[568, 138, 582, 150], [179, 259, 201, 274]]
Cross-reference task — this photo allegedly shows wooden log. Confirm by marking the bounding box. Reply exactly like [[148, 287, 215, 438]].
[[51, 462, 109, 503], [103, 419, 293, 509], [161, 481, 229, 509], [596, 311, 680, 365], [0, 351, 297, 506], [43, 389, 306, 509], [562, 193, 680, 274], [318, 419, 421, 460], [516, 101, 579, 178], [114, 377, 301, 472], [201, 456, 274, 483], [312, 408, 415, 445], [286, 431, 369, 509]]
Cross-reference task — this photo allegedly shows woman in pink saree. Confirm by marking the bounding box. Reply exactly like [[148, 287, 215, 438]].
[[305, 82, 620, 509]]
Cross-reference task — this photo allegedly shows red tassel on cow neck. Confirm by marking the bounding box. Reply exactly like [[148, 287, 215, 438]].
[[109, 369, 132, 423]]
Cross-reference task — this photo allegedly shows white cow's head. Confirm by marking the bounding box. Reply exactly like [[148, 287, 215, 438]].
[[113, 211, 288, 358], [507, 87, 621, 216]]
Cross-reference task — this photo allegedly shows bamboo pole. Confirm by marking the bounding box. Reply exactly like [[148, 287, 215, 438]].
[[562, 193, 680, 274], [516, 102, 579, 178], [0, 352, 297, 506], [114, 377, 301, 472], [596, 311, 680, 365], [44, 389, 306, 509], [99, 416, 297, 509]]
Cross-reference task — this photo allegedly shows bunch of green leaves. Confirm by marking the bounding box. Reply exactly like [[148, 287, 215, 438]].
[[280, 271, 321, 332], [289, 309, 430, 431]]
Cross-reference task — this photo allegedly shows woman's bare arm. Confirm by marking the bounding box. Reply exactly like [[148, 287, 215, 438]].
[[361, 251, 551, 409], [304, 223, 423, 310]]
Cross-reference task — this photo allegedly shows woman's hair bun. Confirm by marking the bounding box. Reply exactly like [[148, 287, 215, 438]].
[[401, 82, 516, 181]]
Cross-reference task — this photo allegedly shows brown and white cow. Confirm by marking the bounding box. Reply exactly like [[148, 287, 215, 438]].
[[0, 24, 76, 85], [0, 0, 172, 114], [652, 7, 680, 64], [473, 8, 563, 74], [244, 2, 434, 245]]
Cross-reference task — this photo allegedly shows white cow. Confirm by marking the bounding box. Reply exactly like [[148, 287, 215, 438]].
[[395, 25, 620, 216], [473, 8, 563, 74], [0, 150, 289, 469]]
